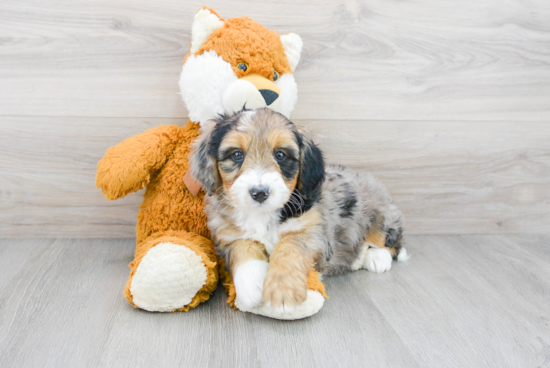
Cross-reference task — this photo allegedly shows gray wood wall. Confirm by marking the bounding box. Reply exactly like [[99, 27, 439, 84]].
[[1, 0, 549, 237]]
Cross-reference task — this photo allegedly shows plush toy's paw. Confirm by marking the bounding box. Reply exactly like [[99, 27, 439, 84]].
[[244, 290, 325, 320], [130, 242, 207, 312], [233, 260, 269, 311], [364, 247, 393, 273]]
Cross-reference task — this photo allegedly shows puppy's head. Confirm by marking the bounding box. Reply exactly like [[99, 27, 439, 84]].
[[190, 108, 324, 214]]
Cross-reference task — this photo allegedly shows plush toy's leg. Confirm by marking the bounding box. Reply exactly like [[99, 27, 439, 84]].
[[220, 261, 327, 320], [124, 231, 218, 312]]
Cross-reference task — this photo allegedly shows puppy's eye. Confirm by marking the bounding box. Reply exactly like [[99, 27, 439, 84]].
[[237, 63, 248, 72], [273, 71, 279, 82], [274, 150, 287, 162], [231, 151, 244, 162]]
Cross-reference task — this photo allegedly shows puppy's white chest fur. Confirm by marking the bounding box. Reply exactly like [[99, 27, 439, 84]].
[[233, 209, 305, 255]]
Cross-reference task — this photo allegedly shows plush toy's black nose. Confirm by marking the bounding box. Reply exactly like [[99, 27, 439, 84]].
[[250, 187, 270, 203], [259, 89, 279, 106]]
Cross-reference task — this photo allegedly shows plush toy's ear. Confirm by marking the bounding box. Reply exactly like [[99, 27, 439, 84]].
[[190, 8, 224, 54], [190, 120, 220, 195], [281, 33, 303, 72]]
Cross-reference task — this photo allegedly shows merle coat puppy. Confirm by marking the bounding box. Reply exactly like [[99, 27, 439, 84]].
[[190, 108, 408, 312]]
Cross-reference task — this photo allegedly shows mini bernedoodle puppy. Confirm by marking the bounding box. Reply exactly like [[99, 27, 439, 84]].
[[190, 108, 409, 312]]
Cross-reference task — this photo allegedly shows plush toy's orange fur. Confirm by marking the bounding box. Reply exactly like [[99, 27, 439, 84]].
[[190, 13, 292, 79], [96, 7, 326, 314], [97, 122, 219, 310]]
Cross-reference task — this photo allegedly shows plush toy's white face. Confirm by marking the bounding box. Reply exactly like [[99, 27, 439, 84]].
[[179, 9, 303, 125]]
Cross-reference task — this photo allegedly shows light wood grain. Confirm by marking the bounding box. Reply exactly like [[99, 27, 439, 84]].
[[0, 0, 549, 120], [307, 119, 550, 234], [1, 1, 549, 236], [365, 235, 550, 367], [0, 236, 549, 367], [0, 239, 132, 367], [1, 116, 549, 237]]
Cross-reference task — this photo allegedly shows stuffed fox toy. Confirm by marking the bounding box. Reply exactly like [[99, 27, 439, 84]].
[[96, 7, 327, 319]]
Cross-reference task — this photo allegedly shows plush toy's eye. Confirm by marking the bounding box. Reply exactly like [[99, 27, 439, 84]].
[[273, 71, 279, 82], [274, 150, 287, 162], [231, 151, 244, 162], [237, 63, 248, 72]]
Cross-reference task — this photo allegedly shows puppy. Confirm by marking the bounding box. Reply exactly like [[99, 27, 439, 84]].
[[190, 108, 408, 312]]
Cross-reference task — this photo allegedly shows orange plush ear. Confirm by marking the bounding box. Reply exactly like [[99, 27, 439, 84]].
[[201, 7, 223, 21], [190, 7, 224, 54]]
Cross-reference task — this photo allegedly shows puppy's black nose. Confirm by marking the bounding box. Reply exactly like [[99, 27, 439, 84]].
[[250, 187, 269, 203], [259, 89, 279, 106]]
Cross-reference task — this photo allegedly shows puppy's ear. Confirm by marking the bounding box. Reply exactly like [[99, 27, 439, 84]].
[[297, 127, 325, 201], [190, 120, 220, 195]]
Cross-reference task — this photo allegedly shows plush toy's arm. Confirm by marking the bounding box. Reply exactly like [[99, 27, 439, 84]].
[[96, 125, 181, 200]]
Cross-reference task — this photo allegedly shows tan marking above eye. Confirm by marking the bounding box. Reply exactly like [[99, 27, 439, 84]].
[[266, 128, 298, 153], [220, 130, 251, 154]]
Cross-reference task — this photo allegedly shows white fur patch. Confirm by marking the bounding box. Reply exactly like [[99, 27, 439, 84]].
[[228, 169, 292, 254], [397, 247, 411, 262], [179, 50, 237, 125], [364, 247, 393, 273], [223, 79, 275, 112], [237, 290, 325, 320], [235, 110, 257, 131], [179, 53, 299, 124], [274, 73, 298, 118], [234, 260, 269, 310], [264, 301, 296, 315], [130, 242, 207, 312], [229, 170, 291, 212], [280, 33, 303, 72], [229, 206, 280, 255], [190, 9, 224, 54]]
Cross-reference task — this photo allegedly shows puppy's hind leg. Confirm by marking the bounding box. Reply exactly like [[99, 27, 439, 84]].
[[362, 229, 393, 273], [362, 227, 409, 273]]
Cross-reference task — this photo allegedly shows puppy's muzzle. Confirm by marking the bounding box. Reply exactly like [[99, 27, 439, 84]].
[[250, 186, 270, 203]]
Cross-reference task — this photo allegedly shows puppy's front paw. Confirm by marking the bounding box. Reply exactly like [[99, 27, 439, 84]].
[[233, 260, 269, 311], [262, 269, 308, 314], [364, 247, 393, 273]]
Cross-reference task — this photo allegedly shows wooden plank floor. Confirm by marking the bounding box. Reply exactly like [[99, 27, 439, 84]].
[[1, 235, 549, 367]]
